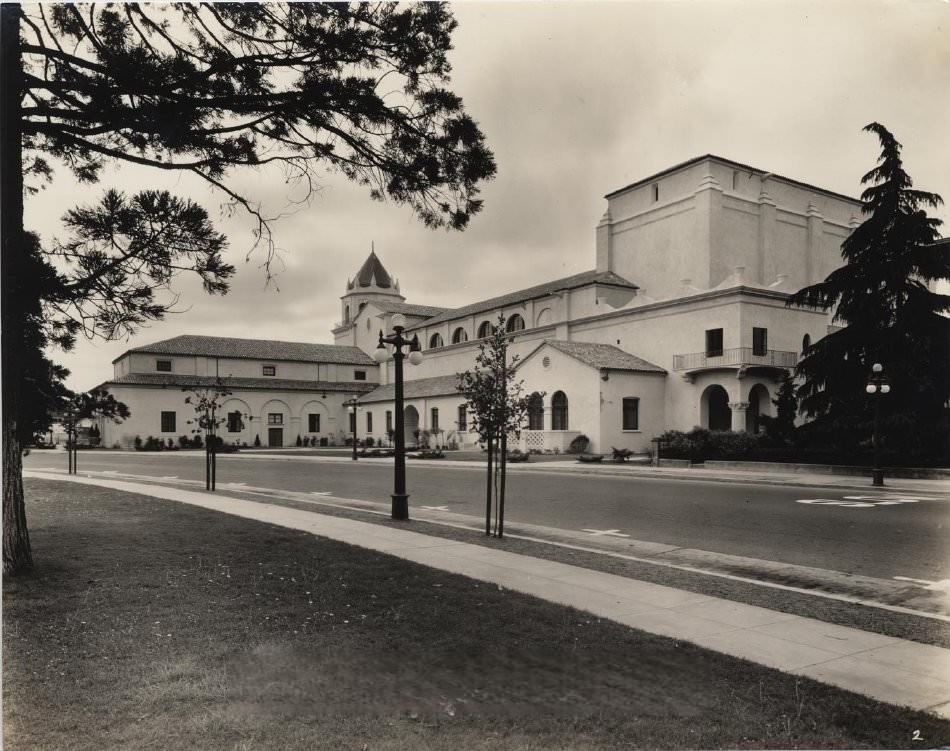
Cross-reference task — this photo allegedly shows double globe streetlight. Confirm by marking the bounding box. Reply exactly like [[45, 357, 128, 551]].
[[372, 313, 423, 520], [865, 362, 891, 487]]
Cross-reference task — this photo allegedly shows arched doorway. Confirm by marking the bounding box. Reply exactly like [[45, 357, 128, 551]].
[[747, 384, 770, 433], [551, 391, 569, 430], [404, 405, 420, 446], [701, 385, 731, 431], [527, 392, 544, 430]]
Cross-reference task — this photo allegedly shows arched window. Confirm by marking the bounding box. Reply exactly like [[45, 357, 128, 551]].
[[428, 333, 444, 349], [452, 327, 468, 344], [551, 391, 569, 430], [801, 333, 811, 355], [344, 305, 350, 323], [527, 392, 544, 430], [506, 314, 525, 333], [477, 320, 493, 338]]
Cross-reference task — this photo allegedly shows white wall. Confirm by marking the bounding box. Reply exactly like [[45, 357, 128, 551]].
[[99, 385, 357, 448]]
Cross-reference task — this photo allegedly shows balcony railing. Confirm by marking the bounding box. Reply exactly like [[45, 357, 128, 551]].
[[672, 347, 798, 372]]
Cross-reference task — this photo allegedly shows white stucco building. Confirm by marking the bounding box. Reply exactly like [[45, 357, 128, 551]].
[[99, 155, 862, 453]]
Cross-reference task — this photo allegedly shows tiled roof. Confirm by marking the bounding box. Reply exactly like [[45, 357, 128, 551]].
[[118, 335, 374, 365], [97, 373, 377, 393], [542, 340, 666, 373], [358, 374, 461, 404], [348, 250, 393, 289], [408, 270, 638, 330], [371, 301, 448, 318]]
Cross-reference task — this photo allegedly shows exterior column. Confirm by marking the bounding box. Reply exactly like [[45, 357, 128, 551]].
[[595, 208, 613, 273], [757, 186, 776, 285], [694, 172, 724, 289], [806, 200, 824, 286], [729, 401, 750, 432]]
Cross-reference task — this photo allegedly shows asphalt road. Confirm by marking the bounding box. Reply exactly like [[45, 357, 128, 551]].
[[23, 450, 950, 582]]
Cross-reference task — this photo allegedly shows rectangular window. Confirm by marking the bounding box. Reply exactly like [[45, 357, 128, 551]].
[[227, 411, 242, 433], [308, 413, 320, 433], [622, 398, 640, 431], [705, 328, 724, 358], [366, 412, 373, 433], [651, 183, 659, 202], [457, 404, 467, 431], [160, 411, 176, 433], [354, 370, 367, 381], [349, 411, 356, 433], [156, 359, 172, 372], [386, 410, 393, 433], [752, 327, 768, 357], [262, 365, 276, 376], [267, 413, 283, 425], [431, 408, 439, 431]]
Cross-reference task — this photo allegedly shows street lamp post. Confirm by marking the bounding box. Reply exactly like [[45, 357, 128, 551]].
[[344, 397, 359, 461], [865, 362, 891, 487], [373, 313, 423, 520]]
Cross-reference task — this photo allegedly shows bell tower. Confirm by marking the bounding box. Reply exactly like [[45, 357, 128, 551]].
[[340, 246, 405, 327]]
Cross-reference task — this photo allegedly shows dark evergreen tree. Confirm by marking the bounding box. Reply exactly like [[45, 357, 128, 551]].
[[759, 371, 798, 446], [2, 3, 495, 574], [787, 123, 949, 459]]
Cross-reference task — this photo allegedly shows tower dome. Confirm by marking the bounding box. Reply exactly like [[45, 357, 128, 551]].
[[348, 249, 394, 290], [340, 247, 404, 326]]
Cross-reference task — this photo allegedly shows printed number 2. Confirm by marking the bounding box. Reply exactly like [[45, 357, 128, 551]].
[[912, 730, 923, 741]]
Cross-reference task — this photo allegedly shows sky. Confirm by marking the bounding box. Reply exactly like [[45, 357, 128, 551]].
[[24, 1, 950, 391]]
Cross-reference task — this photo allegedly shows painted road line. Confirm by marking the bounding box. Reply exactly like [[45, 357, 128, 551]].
[[420, 505, 450, 511], [893, 577, 950, 592], [581, 528, 631, 538], [797, 496, 923, 508]]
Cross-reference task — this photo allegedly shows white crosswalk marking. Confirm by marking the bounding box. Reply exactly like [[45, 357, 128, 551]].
[[581, 528, 630, 538]]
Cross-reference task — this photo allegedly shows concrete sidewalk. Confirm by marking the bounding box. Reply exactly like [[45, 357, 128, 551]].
[[29, 470, 950, 718]]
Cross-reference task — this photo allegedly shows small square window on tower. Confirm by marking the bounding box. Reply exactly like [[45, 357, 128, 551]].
[[262, 365, 276, 376]]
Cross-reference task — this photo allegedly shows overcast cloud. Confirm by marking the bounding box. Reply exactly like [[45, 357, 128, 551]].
[[24, 1, 950, 390]]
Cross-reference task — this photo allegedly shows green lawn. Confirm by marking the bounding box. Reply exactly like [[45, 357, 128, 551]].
[[5, 479, 949, 750]]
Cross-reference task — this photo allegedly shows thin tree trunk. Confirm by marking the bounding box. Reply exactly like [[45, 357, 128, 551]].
[[2, 4, 32, 576], [485, 434, 492, 535], [498, 343, 507, 539], [499, 430, 507, 539]]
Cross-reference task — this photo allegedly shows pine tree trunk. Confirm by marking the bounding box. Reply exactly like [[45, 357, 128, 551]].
[[1, 4, 32, 575]]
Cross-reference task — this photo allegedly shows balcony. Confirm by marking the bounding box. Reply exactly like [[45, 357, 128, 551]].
[[673, 347, 797, 378]]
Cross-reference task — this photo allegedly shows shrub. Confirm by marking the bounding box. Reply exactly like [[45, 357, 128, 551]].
[[166, 438, 175, 449], [296, 435, 302, 447], [611, 447, 634, 462], [193, 434, 203, 449], [365, 436, 375, 447], [253, 434, 261, 447], [577, 453, 604, 463], [411, 449, 445, 460], [506, 448, 529, 463], [567, 435, 590, 454], [178, 435, 190, 448], [320, 437, 328, 447], [133, 435, 143, 450]]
